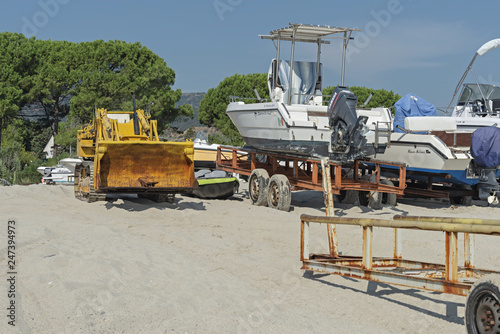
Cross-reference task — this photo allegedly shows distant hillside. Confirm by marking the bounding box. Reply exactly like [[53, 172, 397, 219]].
[[17, 92, 206, 133], [171, 92, 206, 131]]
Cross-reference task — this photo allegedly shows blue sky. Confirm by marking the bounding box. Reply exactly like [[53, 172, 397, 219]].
[[1, 0, 499, 107]]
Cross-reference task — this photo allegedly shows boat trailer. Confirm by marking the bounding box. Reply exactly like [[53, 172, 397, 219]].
[[216, 145, 406, 211], [300, 213, 500, 332]]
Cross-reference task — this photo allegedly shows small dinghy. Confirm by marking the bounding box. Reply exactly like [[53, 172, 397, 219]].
[[192, 170, 239, 199]]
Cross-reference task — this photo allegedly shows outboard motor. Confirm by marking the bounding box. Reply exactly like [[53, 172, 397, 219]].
[[327, 86, 369, 160], [471, 126, 500, 203]]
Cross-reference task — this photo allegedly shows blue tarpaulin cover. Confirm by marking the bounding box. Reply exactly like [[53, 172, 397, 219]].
[[393, 93, 437, 133], [471, 127, 500, 168]]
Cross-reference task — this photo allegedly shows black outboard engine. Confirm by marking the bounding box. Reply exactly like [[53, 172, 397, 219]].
[[327, 86, 369, 160]]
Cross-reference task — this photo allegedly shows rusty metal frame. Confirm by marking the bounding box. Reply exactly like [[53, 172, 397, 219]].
[[216, 146, 406, 195], [300, 214, 500, 296]]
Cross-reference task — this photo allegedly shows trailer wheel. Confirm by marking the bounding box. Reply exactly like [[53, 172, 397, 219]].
[[249, 169, 269, 206], [267, 174, 291, 211], [466, 275, 500, 334], [450, 184, 473, 206], [380, 179, 397, 207], [359, 191, 383, 210], [338, 190, 358, 205]]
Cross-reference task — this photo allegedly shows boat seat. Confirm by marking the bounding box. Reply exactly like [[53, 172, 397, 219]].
[[404, 117, 457, 132]]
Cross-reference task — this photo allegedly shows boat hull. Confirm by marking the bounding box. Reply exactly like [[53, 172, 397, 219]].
[[192, 177, 239, 199], [227, 101, 348, 158], [241, 136, 330, 157], [370, 133, 478, 185]]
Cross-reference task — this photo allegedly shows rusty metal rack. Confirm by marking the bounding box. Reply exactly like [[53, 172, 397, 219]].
[[216, 146, 406, 195], [300, 214, 500, 331], [353, 162, 477, 201]]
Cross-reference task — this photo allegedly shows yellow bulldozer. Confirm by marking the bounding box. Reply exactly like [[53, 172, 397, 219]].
[[75, 104, 197, 202]]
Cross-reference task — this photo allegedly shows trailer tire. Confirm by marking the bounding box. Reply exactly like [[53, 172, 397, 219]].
[[338, 190, 358, 205], [380, 179, 397, 207], [466, 274, 500, 334], [450, 184, 473, 206], [267, 174, 291, 211], [249, 169, 269, 206], [359, 190, 383, 210]]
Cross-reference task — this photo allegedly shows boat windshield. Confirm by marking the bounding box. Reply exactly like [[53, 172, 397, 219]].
[[458, 84, 500, 105]]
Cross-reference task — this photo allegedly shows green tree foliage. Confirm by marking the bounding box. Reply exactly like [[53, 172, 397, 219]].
[[0, 141, 38, 184], [0, 33, 34, 147], [70, 40, 191, 130], [55, 121, 79, 154], [208, 133, 231, 146], [0, 34, 189, 184], [323, 86, 401, 110], [25, 40, 78, 137], [199, 73, 269, 145], [30, 126, 52, 157], [183, 126, 196, 140]]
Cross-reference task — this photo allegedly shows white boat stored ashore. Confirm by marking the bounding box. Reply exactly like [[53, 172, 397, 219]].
[[226, 23, 381, 162], [37, 158, 82, 185]]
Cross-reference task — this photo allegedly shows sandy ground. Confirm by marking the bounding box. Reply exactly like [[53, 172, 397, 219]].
[[1, 183, 500, 333]]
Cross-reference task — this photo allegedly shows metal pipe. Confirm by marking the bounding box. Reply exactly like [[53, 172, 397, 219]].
[[132, 92, 140, 135], [288, 26, 297, 105], [300, 214, 500, 235], [394, 228, 402, 259], [464, 233, 475, 276], [393, 215, 500, 226], [470, 69, 493, 113], [315, 40, 321, 96], [275, 37, 281, 90], [362, 226, 373, 270], [445, 232, 458, 282], [253, 87, 262, 102], [341, 32, 351, 86], [301, 220, 309, 261], [445, 53, 478, 113]]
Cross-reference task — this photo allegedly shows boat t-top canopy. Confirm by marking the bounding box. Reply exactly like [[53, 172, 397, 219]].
[[446, 38, 500, 113], [260, 23, 361, 44], [261, 23, 362, 104]]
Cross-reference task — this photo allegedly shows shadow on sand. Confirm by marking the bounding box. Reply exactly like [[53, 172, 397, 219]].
[[303, 271, 464, 325], [104, 194, 206, 212]]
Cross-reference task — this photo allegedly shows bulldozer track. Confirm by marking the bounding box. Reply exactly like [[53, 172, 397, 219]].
[[74, 163, 106, 203]]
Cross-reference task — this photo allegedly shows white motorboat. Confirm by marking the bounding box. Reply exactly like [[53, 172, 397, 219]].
[[58, 158, 83, 173], [37, 158, 82, 185], [226, 24, 377, 162], [37, 164, 74, 185]]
